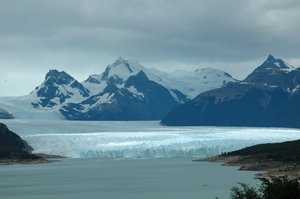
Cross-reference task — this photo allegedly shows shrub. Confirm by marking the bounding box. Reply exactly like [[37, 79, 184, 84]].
[[230, 176, 300, 199], [259, 176, 300, 199], [231, 183, 261, 199]]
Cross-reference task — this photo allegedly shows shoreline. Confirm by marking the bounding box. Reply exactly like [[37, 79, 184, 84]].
[[3, 153, 299, 179], [0, 158, 52, 165], [0, 154, 65, 166], [196, 155, 300, 179], [195, 139, 300, 179]]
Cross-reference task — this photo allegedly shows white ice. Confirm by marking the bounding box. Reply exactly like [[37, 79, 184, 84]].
[[2, 120, 300, 159]]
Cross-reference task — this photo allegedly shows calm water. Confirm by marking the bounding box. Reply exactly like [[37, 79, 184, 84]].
[[0, 158, 258, 199]]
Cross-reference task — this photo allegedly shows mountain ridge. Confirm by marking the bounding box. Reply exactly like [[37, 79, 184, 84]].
[[161, 55, 300, 128], [0, 57, 236, 120]]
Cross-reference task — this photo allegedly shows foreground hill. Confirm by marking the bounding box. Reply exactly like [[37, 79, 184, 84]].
[[0, 57, 235, 120], [0, 123, 48, 164], [200, 139, 300, 178], [162, 55, 300, 128]]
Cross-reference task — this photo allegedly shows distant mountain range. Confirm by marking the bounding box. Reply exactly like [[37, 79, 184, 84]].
[[162, 55, 300, 128], [3, 55, 298, 126], [0, 57, 235, 120]]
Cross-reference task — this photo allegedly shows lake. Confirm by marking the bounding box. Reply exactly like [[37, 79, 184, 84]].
[[0, 158, 259, 199]]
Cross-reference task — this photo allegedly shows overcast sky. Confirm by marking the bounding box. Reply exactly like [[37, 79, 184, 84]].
[[1, 0, 300, 96]]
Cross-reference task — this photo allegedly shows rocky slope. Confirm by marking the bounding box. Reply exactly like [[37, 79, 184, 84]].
[[199, 139, 300, 178], [162, 55, 300, 128], [61, 71, 183, 120], [0, 123, 48, 164], [31, 69, 90, 109]]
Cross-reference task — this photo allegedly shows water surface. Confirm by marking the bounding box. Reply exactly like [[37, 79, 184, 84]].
[[0, 158, 258, 199]]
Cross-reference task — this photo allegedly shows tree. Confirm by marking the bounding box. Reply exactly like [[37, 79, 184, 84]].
[[231, 183, 261, 199], [230, 176, 300, 199], [259, 176, 300, 199]]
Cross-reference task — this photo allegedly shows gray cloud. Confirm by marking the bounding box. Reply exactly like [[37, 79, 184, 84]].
[[0, 0, 300, 96]]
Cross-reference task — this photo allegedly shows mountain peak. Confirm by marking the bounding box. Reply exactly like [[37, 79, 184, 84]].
[[101, 58, 144, 82], [45, 69, 75, 85], [266, 54, 275, 61], [46, 69, 60, 78], [108, 57, 131, 69], [111, 57, 133, 72], [252, 55, 294, 74], [115, 56, 127, 63], [32, 69, 89, 108]]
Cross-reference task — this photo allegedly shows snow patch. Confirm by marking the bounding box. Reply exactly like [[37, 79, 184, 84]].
[[127, 86, 144, 98], [82, 81, 107, 96], [90, 93, 115, 108], [287, 85, 300, 93], [0, 96, 61, 120]]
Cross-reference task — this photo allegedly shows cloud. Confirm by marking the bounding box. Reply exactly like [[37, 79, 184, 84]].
[[0, 0, 300, 95]]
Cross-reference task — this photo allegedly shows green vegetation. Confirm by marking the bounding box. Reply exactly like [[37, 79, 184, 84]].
[[231, 183, 260, 199], [210, 139, 300, 178], [224, 139, 300, 163], [230, 176, 300, 199], [207, 140, 300, 198]]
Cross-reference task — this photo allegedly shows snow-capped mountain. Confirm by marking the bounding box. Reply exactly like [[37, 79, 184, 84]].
[[61, 70, 185, 120], [0, 70, 89, 120], [31, 69, 90, 109], [250, 55, 294, 74], [83, 57, 236, 99], [0, 57, 236, 120], [82, 57, 188, 102], [158, 68, 236, 98], [162, 55, 300, 128], [245, 55, 298, 90]]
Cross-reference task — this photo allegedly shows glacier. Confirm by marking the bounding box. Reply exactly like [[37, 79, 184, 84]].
[[2, 120, 300, 159]]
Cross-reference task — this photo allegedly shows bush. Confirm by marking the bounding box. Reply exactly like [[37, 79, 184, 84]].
[[231, 183, 261, 199], [259, 177, 300, 199], [230, 176, 300, 199]]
